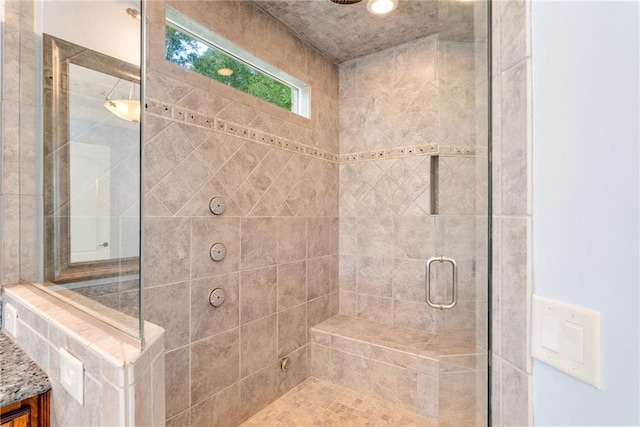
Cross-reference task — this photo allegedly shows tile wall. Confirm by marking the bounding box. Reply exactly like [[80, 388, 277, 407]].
[[337, 35, 481, 335], [1, 0, 38, 288], [144, 2, 340, 425], [489, 0, 534, 425], [3, 285, 165, 426]]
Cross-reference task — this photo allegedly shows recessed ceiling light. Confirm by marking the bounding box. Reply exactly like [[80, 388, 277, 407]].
[[367, 0, 398, 15], [217, 68, 234, 77]]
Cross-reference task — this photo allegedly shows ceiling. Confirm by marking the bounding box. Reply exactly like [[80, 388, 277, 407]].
[[250, 0, 475, 64]]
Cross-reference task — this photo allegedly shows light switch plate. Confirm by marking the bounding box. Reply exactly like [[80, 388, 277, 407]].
[[532, 295, 602, 388], [59, 348, 84, 405]]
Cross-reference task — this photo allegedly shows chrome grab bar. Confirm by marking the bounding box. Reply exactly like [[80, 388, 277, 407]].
[[425, 256, 458, 310]]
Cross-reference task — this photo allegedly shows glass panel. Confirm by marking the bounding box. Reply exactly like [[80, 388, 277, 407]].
[[39, 0, 143, 340], [166, 26, 293, 111], [164, 6, 311, 118]]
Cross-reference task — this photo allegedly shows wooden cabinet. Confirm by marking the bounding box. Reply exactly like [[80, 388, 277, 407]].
[[0, 392, 50, 427]]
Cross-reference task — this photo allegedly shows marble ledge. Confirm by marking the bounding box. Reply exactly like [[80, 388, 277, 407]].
[[2, 284, 164, 376], [0, 332, 51, 407]]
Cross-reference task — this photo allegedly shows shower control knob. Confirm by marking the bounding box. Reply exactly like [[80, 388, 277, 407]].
[[209, 288, 226, 307], [209, 197, 226, 215], [209, 243, 226, 261]]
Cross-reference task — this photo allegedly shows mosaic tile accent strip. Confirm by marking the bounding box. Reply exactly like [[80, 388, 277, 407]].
[[146, 98, 340, 163], [339, 144, 476, 164], [146, 98, 475, 166], [240, 377, 436, 427]]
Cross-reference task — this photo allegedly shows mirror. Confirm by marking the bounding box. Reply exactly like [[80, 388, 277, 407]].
[[43, 34, 141, 285]]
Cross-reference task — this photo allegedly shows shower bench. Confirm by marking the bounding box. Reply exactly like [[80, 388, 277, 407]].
[[309, 315, 487, 425]]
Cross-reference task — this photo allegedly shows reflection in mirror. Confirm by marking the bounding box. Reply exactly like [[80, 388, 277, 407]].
[[42, 34, 141, 336], [68, 65, 140, 264]]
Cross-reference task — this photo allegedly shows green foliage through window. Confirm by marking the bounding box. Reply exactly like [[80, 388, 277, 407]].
[[165, 26, 293, 111]]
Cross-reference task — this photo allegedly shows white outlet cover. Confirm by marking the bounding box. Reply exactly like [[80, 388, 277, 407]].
[[4, 303, 18, 337], [59, 347, 84, 405]]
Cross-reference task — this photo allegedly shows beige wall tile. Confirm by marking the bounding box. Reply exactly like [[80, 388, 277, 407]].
[[144, 282, 190, 351], [307, 256, 331, 300], [191, 329, 240, 404], [144, 217, 190, 287], [393, 300, 437, 333], [499, 0, 529, 72], [190, 384, 242, 427], [3, 195, 21, 285], [277, 261, 306, 311], [277, 217, 307, 262], [500, 218, 530, 372], [278, 304, 307, 357], [500, 61, 530, 216], [369, 360, 418, 413], [307, 294, 331, 329], [439, 371, 483, 416], [356, 217, 393, 258], [307, 218, 331, 258], [393, 216, 435, 260], [241, 218, 277, 269], [309, 343, 332, 382], [339, 291, 357, 317], [339, 254, 357, 292], [240, 266, 277, 324], [501, 361, 531, 426], [15, 320, 50, 372], [165, 347, 190, 419], [330, 349, 370, 396], [133, 368, 152, 427], [393, 258, 427, 303], [240, 314, 277, 378], [357, 256, 393, 298], [338, 217, 357, 254], [357, 294, 393, 324], [491, 355, 502, 426], [240, 363, 278, 420], [166, 410, 190, 427], [417, 373, 439, 418]]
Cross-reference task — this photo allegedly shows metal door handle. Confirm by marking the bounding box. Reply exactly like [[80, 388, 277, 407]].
[[98, 242, 109, 247], [425, 256, 458, 309]]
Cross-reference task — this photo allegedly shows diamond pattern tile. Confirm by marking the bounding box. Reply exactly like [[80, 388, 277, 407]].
[[146, 118, 338, 218]]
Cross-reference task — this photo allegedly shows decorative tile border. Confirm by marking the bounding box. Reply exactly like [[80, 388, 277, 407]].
[[338, 144, 476, 163], [145, 98, 476, 165], [146, 98, 340, 163]]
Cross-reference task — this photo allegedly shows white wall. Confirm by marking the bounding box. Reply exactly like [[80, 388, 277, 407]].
[[531, 1, 640, 425]]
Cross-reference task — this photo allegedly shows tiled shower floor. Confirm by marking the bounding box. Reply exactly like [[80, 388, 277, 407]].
[[241, 377, 436, 426]]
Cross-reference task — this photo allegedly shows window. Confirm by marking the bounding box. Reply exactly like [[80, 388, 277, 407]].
[[165, 8, 310, 118]]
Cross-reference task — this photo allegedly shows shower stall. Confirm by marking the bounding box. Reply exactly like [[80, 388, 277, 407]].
[[144, 0, 491, 425], [22, 0, 491, 424]]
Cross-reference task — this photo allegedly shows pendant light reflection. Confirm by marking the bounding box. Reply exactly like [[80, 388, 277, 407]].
[[367, 0, 398, 15], [104, 79, 140, 123]]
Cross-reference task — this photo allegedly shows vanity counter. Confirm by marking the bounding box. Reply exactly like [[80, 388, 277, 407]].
[[0, 333, 51, 407]]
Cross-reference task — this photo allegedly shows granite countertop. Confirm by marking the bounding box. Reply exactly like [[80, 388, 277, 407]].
[[0, 333, 51, 407]]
